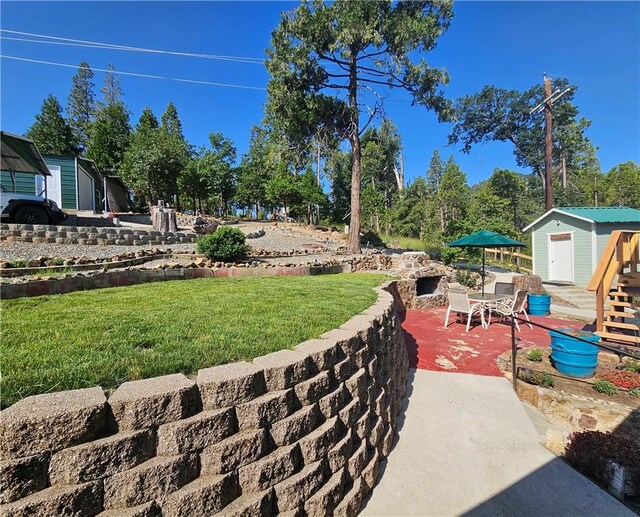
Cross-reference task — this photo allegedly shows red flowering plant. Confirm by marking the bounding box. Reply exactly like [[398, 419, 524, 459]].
[[599, 369, 640, 390]]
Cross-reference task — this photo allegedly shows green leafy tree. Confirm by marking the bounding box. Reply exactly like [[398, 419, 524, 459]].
[[425, 149, 446, 230], [236, 127, 277, 217], [178, 158, 208, 212], [25, 95, 78, 155], [67, 61, 96, 153], [160, 102, 190, 208], [266, 166, 301, 222], [298, 168, 327, 224], [449, 79, 592, 188], [119, 107, 161, 204], [439, 156, 470, 240], [87, 68, 130, 177], [199, 132, 237, 217], [604, 161, 640, 208], [266, 0, 453, 252]]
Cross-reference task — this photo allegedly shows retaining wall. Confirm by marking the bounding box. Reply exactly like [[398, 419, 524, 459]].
[[0, 264, 352, 300], [0, 284, 409, 516], [0, 224, 196, 246]]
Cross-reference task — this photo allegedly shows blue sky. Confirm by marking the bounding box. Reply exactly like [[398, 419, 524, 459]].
[[1, 1, 638, 187]]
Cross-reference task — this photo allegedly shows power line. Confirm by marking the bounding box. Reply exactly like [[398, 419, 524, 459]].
[[1, 55, 266, 91], [0, 29, 265, 64]]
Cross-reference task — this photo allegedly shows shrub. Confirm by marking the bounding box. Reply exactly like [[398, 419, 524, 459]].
[[527, 349, 543, 362], [600, 369, 640, 390], [629, 388, 640, 398], [441, 247, 461, 266], [623, 359, 640, 374], [454, 269, 477, 289], [593, 379, 618, 396], [9, 259, 28, 268], [564, 431, 640, 493], [196, 226, 251, 262]]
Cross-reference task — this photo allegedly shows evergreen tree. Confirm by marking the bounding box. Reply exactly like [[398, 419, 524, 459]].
[[25, 94, 78, 155], [100, 64, 123, 107], [160, 102, 190, 208], [87, 67, 131, 177], [439, 156, 470, 240], [425, 150, 446, 230], [67, 61, 96, 153], [605, 161, 640, 208]]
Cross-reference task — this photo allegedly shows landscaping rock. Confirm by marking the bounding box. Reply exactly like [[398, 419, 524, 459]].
[[0, 387, 107, 459], [0, 481, 102, 517], [108, 374, 198, 431], [0, 453, 49, 504]]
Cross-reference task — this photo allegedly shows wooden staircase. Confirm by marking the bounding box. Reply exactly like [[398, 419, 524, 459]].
[[587, 231, 639, 345]]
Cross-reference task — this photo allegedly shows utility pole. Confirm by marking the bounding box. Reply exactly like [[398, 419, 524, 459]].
[[544, 75, 554, 211], [530, 75, 572, 212]]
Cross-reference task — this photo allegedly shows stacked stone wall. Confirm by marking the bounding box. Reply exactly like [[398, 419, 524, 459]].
[[0, 284, 409, 516], [0, 224, 196, 246], [0, 264, 352, 300]]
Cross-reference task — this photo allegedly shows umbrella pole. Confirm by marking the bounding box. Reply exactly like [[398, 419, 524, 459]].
[[482, 247, 486, 296]]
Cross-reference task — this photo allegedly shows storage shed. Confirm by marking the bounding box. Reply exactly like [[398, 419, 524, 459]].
[[523, 207, 640, 287], [1, 154, 104, 212]]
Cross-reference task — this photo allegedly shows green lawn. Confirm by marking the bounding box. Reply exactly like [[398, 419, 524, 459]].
[[1, 273, 386, 406]]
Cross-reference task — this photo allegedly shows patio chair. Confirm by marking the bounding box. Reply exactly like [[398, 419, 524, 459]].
[[444, 288, 486, 332], [491, 289, 532, 331], [494, 281, 515, 298]]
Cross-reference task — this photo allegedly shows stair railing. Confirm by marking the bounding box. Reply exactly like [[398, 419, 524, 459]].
[[587, 230, 640, 334]]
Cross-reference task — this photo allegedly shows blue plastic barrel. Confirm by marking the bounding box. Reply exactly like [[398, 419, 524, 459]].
[[527, 293, 551, 316], [549, 328, 600, 378]]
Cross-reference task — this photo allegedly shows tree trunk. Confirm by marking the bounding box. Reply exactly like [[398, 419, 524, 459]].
[[347, 52, 362, 254]]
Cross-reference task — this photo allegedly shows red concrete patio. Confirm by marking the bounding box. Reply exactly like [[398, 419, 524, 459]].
[[402, 307, 593, 376]]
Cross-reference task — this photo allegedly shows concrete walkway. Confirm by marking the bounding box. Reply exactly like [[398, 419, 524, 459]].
[[361, 369, 633, 517]]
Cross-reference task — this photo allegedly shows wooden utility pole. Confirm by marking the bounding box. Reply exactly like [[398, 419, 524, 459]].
[[544, 75, 554, 211]]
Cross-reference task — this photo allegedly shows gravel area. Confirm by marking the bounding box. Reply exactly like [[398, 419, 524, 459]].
[[0, 242, 197, 261], [0, 222, 344, 261]]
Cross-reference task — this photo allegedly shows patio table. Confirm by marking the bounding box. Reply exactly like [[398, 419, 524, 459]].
[[467, 293, 511, 328]]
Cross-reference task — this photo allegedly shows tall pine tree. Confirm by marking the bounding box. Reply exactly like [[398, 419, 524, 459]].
[[67, 61, 96, 153], [87, 66, 130, 177], [25, 94, 78, 155]]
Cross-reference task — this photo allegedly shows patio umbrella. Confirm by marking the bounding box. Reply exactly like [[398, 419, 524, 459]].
[[446, 230, 526, 295]]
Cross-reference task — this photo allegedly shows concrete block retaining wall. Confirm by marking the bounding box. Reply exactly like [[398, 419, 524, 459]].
[[0, 264, 353, 300], [0, 285, 409, 516], [0, 224, 196, 246]]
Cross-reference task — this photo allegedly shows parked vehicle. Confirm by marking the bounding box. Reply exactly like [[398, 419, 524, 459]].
[[0, 185, 67, 224]]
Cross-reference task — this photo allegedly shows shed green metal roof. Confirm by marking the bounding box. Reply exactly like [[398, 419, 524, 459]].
[[557, 207, 640, 223]]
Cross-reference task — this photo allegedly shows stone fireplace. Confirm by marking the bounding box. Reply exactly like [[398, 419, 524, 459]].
[[394, 252, 451, 310]]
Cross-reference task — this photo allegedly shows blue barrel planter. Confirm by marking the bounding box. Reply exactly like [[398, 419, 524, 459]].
[[527, 293, 551, 316], [549, 328, 600, 378]]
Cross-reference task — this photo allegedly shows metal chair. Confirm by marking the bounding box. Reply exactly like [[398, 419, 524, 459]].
[[444, 289, 486, 332], [494, 282, 515, 297], [491, 289, 532, 331]]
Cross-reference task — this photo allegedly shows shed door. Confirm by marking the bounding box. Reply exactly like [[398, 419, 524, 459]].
[[549, 233, 573, 282], [36, 166, 62, 206]]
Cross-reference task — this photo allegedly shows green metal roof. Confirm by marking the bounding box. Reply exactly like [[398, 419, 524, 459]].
[[557, 207, 640, 224]]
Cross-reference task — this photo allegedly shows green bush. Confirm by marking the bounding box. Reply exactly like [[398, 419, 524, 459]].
[[196, 226, 251, 262], [623, 359, 640, 374], [454, 269, 477, 289], [629, 388, 640, 398], [593, 379, 618, 396], [441, 247, 460, 266], [527, 349, 543, 362]]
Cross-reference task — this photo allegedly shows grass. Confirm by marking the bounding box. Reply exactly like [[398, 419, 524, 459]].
[[1, 273, 386, 406]]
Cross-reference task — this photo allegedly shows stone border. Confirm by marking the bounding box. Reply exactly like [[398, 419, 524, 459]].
[[0, 283, 409, 517], [0, 264, 353, 300], [0, 223, 196, 246]]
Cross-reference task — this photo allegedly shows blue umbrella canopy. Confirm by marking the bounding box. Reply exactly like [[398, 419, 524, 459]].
[[446, 230, 525, 248], [446, 230, 526, 295]]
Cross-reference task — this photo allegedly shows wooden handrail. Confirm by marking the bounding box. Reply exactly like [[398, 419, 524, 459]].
[[587, 230, 640, 335]]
